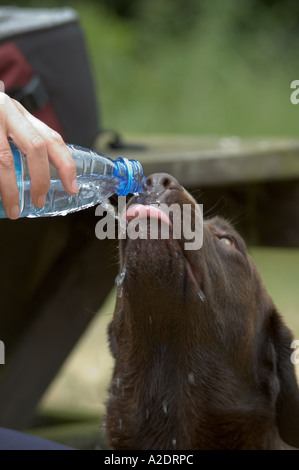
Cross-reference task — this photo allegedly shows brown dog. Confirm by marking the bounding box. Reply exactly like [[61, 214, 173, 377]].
[[106, 173, 299, 450]]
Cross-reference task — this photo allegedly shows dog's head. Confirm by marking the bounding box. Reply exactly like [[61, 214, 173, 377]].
[[106, 173, 299, 450]]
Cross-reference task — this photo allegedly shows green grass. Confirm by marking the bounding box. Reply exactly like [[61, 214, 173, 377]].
[[8, 0, 299, 137], [75, 2, 299, 137]]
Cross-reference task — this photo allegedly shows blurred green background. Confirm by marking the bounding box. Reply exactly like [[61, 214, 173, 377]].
[[2, 0, 299, 137]]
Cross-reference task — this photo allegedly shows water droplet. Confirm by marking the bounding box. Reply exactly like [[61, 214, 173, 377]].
[[115, 267, 126, 287], [148, 189, 161, 201], [119, 418, 122, 430], [116, 268, 126, 298], [188, 372, 195, 384], [117, 286, 123, 298], [163, 401, 168, 414], [198, 289, 205, 302], [101, 422, 107, 436], [118, 218, 128, 239], [145, 408, 149, 420], [116, 376, 121, 389], [172, 438, 177, 448], [101, 199, 118, 221]]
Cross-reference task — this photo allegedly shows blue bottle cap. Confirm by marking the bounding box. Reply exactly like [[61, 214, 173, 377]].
[[115, 158, 146, 196]]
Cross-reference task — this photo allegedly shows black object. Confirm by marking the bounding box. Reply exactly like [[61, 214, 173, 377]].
[[0, 6, 100, 149]]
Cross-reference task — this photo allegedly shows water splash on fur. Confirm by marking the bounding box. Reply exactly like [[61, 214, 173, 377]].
[[115, 268, 126, 286], [188, 372, 195, 384], [198, 289, 206, 302], [115, 267, 126, 298], [101, 199, 119, 221]]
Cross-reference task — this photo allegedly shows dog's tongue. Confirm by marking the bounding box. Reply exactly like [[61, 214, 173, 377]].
[[125, 204, 171, 226]]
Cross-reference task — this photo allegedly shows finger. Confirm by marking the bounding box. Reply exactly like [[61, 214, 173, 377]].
[[5, 102, 50, 208], [41, 129, 78, 195], [23, 135, 50, 208], [0, 134, 20, 219], [7, 100, 50, 207], [15, 106, 78, 195]]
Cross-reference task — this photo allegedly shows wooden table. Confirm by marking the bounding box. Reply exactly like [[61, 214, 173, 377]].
[[0, 134, 299, 429]]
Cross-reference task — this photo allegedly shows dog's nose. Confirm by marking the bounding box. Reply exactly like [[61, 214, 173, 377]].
[[145, 173, 182, 194]]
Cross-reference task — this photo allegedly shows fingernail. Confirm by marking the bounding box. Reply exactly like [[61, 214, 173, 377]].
[[72, 178, 79, 193], [36, 196, 45, 208], [9, 204, 20, 220]]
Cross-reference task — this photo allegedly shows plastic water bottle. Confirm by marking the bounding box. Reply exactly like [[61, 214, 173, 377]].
[[0, 141, 146, 218]]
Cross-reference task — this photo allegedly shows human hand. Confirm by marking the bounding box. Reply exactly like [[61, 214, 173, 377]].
[[0, 92, 78, 219]]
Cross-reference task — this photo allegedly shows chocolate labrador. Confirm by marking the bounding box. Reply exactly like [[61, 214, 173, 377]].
[[106, 173, 299, 450]]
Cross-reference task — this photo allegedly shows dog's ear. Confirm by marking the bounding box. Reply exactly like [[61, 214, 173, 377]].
[[269, 308, 299, 448]]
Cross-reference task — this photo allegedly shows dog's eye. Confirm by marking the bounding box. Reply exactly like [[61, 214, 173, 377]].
[[219, 236, 233, 246]]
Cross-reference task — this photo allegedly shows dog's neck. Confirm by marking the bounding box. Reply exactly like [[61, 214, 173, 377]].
[[107, 335, 286, 450]]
